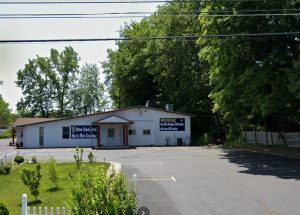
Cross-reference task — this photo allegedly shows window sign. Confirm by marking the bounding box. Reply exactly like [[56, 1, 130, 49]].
[[71, 125, 97, 139], [160, 118, 185, 131]]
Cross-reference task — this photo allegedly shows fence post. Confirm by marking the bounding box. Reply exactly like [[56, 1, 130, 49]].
[[38, 207, 41, 215], [133, 173, 137, 190], [62, 207, 65, 215], [45, 207, 48, 215], [56, 207, 60, 215], [51, 207, 54, 215], [33, 207, 36, 215], [22, 194, 28, 215]]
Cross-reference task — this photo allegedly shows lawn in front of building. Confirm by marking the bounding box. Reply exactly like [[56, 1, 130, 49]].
[[0, 161, 110, 214]]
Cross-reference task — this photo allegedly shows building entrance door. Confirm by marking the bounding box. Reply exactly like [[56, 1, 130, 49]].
[[107, 128, 115, 145]]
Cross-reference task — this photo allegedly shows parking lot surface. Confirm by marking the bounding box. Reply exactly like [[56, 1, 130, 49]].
[[1, 140, 300, 215]]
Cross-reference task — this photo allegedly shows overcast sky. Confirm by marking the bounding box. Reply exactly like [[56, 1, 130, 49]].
[[0, 0, 162, 112]]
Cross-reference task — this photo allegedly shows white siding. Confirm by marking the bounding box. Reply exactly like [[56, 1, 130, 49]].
[[21, 107, 191, 148]]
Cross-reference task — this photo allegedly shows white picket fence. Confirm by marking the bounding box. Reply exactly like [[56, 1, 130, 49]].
[[21, 194, 71, 215], [242, 131, 300, 147]]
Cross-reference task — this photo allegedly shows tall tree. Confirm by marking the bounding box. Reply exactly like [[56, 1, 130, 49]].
[[198, 0, 300, 132], [48, 47, 80, 117], [0, 82, 12, 127], [16, 58, 54, 117], [76, 63, 106, 114], [16, 47, 81, 117], [103, 1, 214, 135]]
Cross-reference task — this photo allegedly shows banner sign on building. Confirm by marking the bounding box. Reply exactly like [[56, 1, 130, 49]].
[[71, 125, 97, 139], [160, 118, 185, 131]]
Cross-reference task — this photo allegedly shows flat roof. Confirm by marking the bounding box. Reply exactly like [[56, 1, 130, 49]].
[[13, 106, 193, 127]]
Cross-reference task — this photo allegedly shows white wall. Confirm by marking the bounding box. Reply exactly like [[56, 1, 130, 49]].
[[21, 107, 191, 148]]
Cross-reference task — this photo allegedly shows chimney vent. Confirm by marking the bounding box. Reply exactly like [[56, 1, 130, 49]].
[[146, 101, 150, 107]]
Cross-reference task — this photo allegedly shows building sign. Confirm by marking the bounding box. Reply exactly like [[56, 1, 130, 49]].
[[160, 118, 185, 131], [71, 125, 97, 139]]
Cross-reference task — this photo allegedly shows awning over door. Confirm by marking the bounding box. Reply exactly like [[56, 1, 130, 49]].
[[92, 115, 134, 125]]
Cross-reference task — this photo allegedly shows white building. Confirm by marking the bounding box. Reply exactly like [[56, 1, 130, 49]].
[[13, 106, 192, 148]]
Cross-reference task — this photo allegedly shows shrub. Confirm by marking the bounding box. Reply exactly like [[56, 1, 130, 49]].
[[87, 152, 94, 162], [47, 156, 58, 188], [31, 156, 37, 163], [20, 163, 42, 201], [0, 203, 9, 215], [0, 161, 11, 175], [68, 167, 137, 215], [0, 129, 12, 139], [74, 147, 83, 169], [14, 155, 24, 164]]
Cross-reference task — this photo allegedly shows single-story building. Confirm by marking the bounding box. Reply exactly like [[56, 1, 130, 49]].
[[13, 106, 192, 148]]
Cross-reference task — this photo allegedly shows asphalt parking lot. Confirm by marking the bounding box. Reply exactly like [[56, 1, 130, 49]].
[[1, 139, 300, 215]]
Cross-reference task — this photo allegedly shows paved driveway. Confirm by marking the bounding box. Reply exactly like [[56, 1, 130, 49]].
[[6, 146, 300, 215]]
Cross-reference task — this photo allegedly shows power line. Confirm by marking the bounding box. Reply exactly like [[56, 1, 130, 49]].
[[0, 0, 265, 4], [0, 13, 299, 19], [2, 9, 300, 17], [0, 32, 299, 43]]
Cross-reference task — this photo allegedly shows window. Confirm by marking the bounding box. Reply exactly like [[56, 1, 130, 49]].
[[62, 127, 70, 139], [143, 129, 150, 135], [129, 129, 136, 135], [39, 127, 44, 145], [108, 128, 115, 137]]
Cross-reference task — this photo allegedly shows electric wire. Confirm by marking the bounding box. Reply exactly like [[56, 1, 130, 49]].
[[0, 13, 299, 19], [0, 32, 299, 44], [0, 0, 265, 5]]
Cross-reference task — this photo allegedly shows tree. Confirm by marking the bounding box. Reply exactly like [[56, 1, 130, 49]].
[[0, 81, 12, 127], [48, 47, 80, 117], [47, 156, 59, 189], [78, 63, 106, 114], [198, 0, 300, 133], [103, 1, 214, 137], [21, 164, 42, 201], [16, 57, 55, 117], [16, 47, 81, 117]]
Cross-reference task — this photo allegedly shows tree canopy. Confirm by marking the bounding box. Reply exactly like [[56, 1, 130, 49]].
[[198, 0, 300, 132], [16, 47, 106, 118], [103, 1, 214, 136]]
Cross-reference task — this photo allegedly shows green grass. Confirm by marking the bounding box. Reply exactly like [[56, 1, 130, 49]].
[[0, 162, 110, 214]]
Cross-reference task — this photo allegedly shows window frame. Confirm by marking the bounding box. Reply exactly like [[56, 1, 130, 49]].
[[62, 126, 70, 139], [129, 129, 136, 135], [143, 129, 151, 135]]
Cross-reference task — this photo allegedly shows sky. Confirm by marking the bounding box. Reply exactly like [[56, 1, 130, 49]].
[[0, 0, 163, 112]]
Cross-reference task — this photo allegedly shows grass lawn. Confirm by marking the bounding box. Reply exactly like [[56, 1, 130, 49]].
[[0, 162, 110, 214]]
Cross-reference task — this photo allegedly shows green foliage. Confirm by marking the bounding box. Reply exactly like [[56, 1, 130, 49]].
[[31, 156, 37, 164], [0, 203, 9, 215], [198, 0, 300, 132], [0, 129, 12, 139], [0, 95, 12, 128], [0, 161, 11, 175], [87, 152, 94, 162], [73, 147, 83, 169], [16, 47, 108, 117], [46, 156, 58, 188], [20, 163, 42, 201], [102, 2, 214, 135], [14, 156, 24, 165], [68, 167, 137, 215]]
